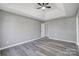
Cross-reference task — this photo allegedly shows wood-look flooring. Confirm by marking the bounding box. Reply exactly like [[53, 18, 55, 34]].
[[1, 37, 79, 56]]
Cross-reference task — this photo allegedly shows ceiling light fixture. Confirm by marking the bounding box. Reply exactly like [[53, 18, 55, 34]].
[[41, 7, 46, 10]]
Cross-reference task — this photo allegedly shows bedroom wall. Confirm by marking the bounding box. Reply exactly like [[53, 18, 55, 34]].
[[0, 12, 2, 48], [77, 9, 79, 45], [46, 16, 76, 43], [0, 10, 41, 49]]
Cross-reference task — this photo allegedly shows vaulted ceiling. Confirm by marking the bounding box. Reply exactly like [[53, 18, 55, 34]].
[[0, 3, 79, 21]]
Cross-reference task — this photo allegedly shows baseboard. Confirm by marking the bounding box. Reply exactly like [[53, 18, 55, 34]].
[[48, 37, 76, 44], [0, 36, 77, 50], [0, 37, 42, 50]]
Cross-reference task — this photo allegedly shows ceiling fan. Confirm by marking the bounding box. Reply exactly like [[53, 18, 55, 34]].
[[37, 3, 51, 9]]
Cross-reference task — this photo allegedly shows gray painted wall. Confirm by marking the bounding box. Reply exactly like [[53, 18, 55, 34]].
[[77, 10, 79, 45], [0, 12, 2, 48], [0, 9, 77, 49], [46, 17, 76, 43], [0, 10, 41, 48]]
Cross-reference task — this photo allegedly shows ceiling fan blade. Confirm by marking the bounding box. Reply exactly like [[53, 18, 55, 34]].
[[37, 3, 42, 6], [46, 6, 51, 8], [43, 3, 44, 5], [37, 7, 42, 9], [42, 3, 48, 6], [45, 3, 49, 5]]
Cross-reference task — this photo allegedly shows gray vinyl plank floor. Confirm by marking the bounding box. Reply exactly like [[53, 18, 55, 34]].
[[1, 37, 79, 56]]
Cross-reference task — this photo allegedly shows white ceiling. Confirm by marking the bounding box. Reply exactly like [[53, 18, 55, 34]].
[[0, 3, 79, 21]]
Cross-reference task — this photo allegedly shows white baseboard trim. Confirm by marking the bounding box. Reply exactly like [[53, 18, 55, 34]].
[[0, 37, 42, 50], [0, 36, 77, 50], [48, 37, 76, 44]]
